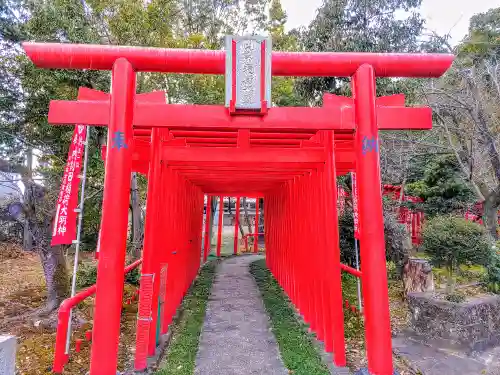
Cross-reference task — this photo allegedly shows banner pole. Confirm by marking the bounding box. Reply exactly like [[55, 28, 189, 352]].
[[65, 125, 91, 354], [351, 172, 362, 312], [354, 238, 362, 312]]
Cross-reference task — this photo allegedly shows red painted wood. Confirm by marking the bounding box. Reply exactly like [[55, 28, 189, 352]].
[[203, 195, 212, 262], [23, 42, 454, 77], [354, 65, 394, 374], [233, 197, 240, 255], [48, 100, 432, 131], [90, 58, 135, 375], [161, 146, 328, 164], [216, 197, 223, 257], [26, 39, 454, 375], [254, 198, 260, 253]]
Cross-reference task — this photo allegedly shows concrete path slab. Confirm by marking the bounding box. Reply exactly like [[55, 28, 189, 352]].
[[194, 255, 288, 375]]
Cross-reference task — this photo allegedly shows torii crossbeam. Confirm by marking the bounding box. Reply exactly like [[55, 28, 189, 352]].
[[23, 40, 453, 375]]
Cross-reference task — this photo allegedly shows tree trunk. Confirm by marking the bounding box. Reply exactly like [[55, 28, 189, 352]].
[[238, 220, 245, 237], [130, 172, 142, 259], [40, 244, 70, 312], [23, 220, 33, 250], [209, 196, 218, 244], [23, 148, 33, 251], [402, 258, 435, 296], [24, 180, 70, 313], [446, 263, 456, 295], [483, 190, 500, 240], [0, 157, 70, 313], [242, 197, 252, 234], [232, 197, 245, 237]]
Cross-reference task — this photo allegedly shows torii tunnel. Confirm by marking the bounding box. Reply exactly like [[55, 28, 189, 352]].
[[23, 40, 453, 375]]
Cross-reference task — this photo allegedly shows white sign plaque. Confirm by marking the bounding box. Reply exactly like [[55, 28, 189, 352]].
[[225, 35, 272, 111]]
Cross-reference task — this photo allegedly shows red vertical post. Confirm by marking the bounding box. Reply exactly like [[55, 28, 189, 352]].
[[233, 197, 240, 255], [216, 196, 223, 257], [90, 58, 135, 375], [309, 173, 318, 332], [254, 198, 260, 253], [353, 64, 393, 375], [161, 161, 173, 334], [197, 190, 205, 268], [134, 128, 162, 371], [264, 194, 271, 269], [317, 167, 329, 345], [324, 131, 346, 365], [203, 195, 212, 262], [147, 224, 163, 354], [146, 131, 170, 357]]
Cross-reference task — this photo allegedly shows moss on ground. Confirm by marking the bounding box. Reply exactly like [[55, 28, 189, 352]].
[[156, 260, 217, 375], [250, 259, 330, 375]]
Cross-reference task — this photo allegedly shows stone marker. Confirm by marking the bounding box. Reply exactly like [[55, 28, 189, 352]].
[[0, 335, 16, 375]]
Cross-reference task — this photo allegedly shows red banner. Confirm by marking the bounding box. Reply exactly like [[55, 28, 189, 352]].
[[51, 125, 87, 246], [337, 186, 348, 213], [351, 172, 360, 239]]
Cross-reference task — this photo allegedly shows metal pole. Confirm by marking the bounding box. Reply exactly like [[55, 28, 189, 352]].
[[65, 125, 91, 354], [354, 239, 362, 312], [351, 171, 362, 312]]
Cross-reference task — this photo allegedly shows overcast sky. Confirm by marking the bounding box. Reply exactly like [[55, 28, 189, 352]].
[[281, 0, 498, 45]]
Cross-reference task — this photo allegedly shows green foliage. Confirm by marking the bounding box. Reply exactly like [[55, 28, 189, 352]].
[[486, 250, 500, 294], [405, 153, 439, 184], [124, 267, 141, 287], [383, 208, 412, 273], [459, 8, 500, 61], [250, 259, 330, 375], [338, 207, 356, 266], [297, 0, 426, 103], [406, 155, 475, 216], [421, 216, 491, 286], [156, 261, 217, 375], [339, 205, 411, 274], [76, 262, 98, 289], [445, 292, 466, 303], [76, 261, 141, 288], [341, 273, 364, 337]]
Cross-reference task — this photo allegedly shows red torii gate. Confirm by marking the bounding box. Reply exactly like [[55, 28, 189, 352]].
[[23, 40, 453, 375]]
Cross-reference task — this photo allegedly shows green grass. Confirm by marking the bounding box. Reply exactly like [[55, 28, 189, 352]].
[[340, 273, 365, 339], [155, 260, 218, 375], [250, 259, 330, 375], [341, 272, 360, 304], [432, 263, 486, 285]]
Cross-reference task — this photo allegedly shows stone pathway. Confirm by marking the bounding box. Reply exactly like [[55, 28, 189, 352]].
[[194, 255, 288, 375]]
